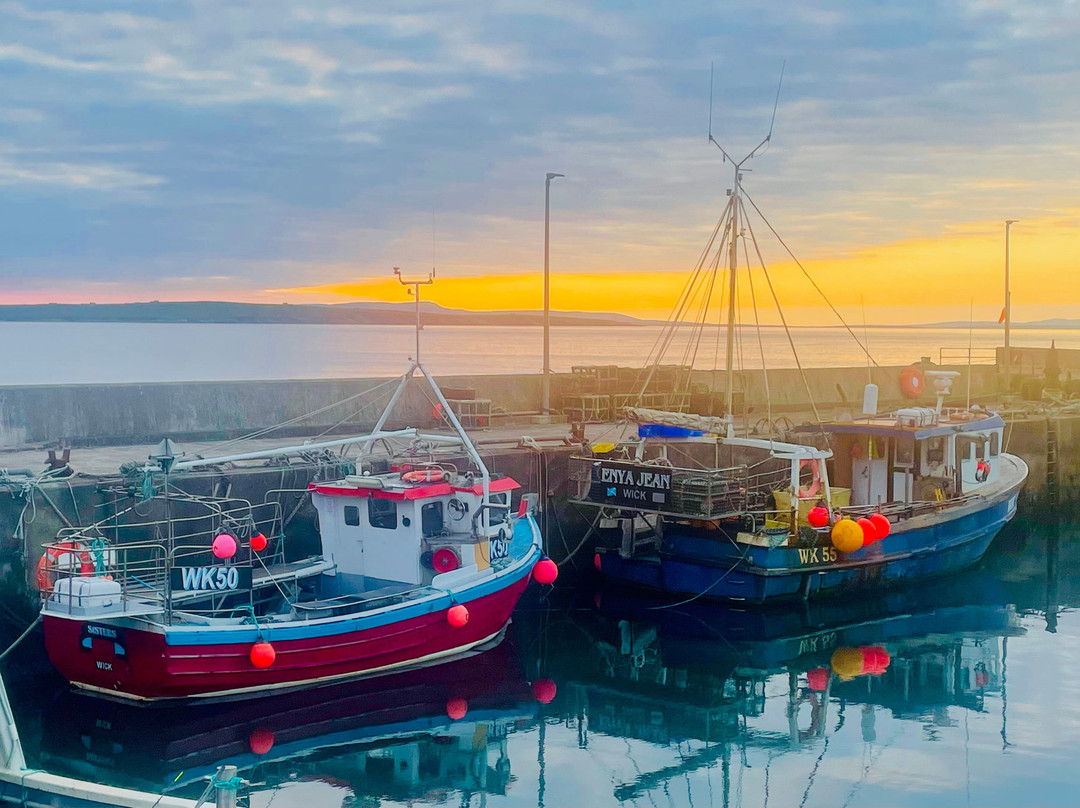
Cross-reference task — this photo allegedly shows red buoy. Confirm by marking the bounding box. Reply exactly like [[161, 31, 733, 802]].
[[861, 645, 891, 675], [447, 604, 469, 628], [212, 533, 237, 560], [532, 678, 557, 704], [446, 697, 468, 720], [250, 533, 268, 552], [807, 506, 830, 529], [806, 667, 830, 692], [593, 553, 602, 572], [249, 728, 275, 755], [250, 641, 276, 669], [533, 558, 558, 585], [869, 513, 891, 540], [857, 517, 877, 546]]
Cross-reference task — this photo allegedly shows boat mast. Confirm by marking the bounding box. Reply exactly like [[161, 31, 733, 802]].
[[725, 165, 740, 437], [709, 61, 783, 437]]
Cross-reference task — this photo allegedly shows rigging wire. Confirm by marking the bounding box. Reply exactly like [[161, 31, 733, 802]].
[[743, 235, 773, 444], [741, 188, 880, 368], [739, 198, 824, 430]]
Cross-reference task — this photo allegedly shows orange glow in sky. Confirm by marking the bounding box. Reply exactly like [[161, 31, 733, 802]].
[[269, 211, 1080, 325]]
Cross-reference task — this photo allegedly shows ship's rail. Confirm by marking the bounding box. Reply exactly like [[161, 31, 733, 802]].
[[568, 456, 749, 520]]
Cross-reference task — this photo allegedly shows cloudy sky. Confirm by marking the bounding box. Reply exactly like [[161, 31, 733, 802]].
[[1, 0, 1078, 323]]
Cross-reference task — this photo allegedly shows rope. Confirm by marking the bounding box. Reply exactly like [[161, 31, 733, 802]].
[[0, 615, 41, 663], [740, 199, 824, 430]]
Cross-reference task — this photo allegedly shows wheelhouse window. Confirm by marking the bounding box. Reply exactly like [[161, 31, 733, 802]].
[[421, 502, 444, 537], [894, 438, 914, 468], [343, 505, 360, 527], [490, 492, 509, 524], [927, 437, 946, 464], [368, 498, 397, 530]]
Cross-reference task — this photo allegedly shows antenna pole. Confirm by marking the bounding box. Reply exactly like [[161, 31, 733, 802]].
[[709, 61, 715, 140], [394, 266, 434, 367], [725, 166, 739, 436]]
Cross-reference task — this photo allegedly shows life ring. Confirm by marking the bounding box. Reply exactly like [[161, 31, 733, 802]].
[[36, 541, 94, 592], [798, 458, 822, 499], [899, 366, 924, 399], [975, 459, 990, 483], [402, 468, 445, 484]]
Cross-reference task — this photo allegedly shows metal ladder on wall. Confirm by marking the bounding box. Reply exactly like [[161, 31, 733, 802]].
[[1047, 418, 1059, 507]]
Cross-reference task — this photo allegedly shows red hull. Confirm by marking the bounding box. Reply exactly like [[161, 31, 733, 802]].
[[44, 575, 531, 700]]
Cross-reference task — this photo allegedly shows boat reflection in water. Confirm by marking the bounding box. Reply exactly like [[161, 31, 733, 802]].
[[38, 632, 545, 804], [560, 569, 1023, 803]]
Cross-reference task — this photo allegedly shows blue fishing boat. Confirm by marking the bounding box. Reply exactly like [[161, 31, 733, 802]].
[[579, 109, 1027, 603]]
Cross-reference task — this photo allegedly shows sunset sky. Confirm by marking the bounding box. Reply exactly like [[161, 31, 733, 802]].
[[1, 1, 1078, 325]]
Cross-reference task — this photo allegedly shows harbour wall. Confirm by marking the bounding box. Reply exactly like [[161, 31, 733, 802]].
[[0, 364, 1004, 449]]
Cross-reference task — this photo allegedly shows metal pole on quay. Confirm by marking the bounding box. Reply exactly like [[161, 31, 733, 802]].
[[1004, 219, 1018, 393], [542, 171, 564, 414]]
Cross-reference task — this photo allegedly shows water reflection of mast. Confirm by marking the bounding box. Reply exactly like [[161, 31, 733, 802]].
[[1046, 520, 1060, 633]]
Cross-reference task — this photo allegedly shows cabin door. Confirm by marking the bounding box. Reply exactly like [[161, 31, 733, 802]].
[[851, 438, 888, 506]]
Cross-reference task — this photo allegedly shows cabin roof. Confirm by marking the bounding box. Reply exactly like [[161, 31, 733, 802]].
[[798, 411, 1005, 440], [309, 475, 520, 501]]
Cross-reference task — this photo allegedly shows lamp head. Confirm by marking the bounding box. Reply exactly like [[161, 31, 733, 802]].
[[546, 172, 565, 181]]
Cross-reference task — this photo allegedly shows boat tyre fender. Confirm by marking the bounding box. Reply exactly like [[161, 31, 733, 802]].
[[899, 366, 924, 399], [975, 459, 990, 483], [798, 458, 822, 499], [36, 542, 94, 592]]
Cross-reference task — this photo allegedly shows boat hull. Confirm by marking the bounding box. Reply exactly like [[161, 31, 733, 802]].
[[43, 564, 534, 701], [596, 485, 1022, 604]]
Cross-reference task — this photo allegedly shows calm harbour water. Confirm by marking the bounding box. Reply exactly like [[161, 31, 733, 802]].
[[2, 321, 1076, 384], [1, 514, 1077, 808]]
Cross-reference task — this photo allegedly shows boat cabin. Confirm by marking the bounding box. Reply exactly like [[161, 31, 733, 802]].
[[309, 470, 524, 594], [813, 408, 1006, 507]]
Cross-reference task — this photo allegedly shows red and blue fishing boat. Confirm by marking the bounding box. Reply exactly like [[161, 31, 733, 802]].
[[580, 106, 1027, 603], [38, 272, 556, 701]]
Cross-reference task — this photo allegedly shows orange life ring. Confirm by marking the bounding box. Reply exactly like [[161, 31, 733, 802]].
[[402, 468, 445, 484], [798, 458, 822, 499], [36, 541, 94, 592], [899, 366, 925, 399]]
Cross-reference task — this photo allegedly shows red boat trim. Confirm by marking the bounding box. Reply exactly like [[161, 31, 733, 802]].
[[308, 482, 454, 500]]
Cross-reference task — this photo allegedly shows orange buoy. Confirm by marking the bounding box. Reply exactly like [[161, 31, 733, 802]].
[[830, 519, 863, 553], [250, 641, 276, 669], [899, 365, 925, 399], [250, 533, 268, 552], [447, 604, 470, 628], [533, 558, 559, 585]]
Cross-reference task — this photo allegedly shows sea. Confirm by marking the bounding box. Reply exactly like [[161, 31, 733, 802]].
[[1, 515, 1076, 808], [2, 321, 1076, 385]]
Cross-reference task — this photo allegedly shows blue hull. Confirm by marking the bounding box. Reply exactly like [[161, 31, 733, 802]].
[[597, 489, 1021, 603]]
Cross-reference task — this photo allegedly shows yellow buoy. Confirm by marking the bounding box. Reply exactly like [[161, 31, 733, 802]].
[[830, 518, 863, 553], [830, 646, 865, 680]]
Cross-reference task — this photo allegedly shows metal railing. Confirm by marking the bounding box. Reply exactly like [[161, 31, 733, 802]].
[[939, 347, 998, 365]]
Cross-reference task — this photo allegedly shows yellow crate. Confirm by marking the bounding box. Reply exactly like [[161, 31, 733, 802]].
[[772, 487, 851, 526]]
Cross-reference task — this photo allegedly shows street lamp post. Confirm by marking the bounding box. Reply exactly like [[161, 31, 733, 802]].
[[1004, 219, 1018, 393], [542, 172, 564, 413]]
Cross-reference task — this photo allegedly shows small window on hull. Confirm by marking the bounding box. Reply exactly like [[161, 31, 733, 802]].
[[421, 502, 444, 537], [344, 505, 360, 527]]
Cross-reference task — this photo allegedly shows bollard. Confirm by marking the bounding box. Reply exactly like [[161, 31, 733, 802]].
[[214, 764, 241, 808]]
